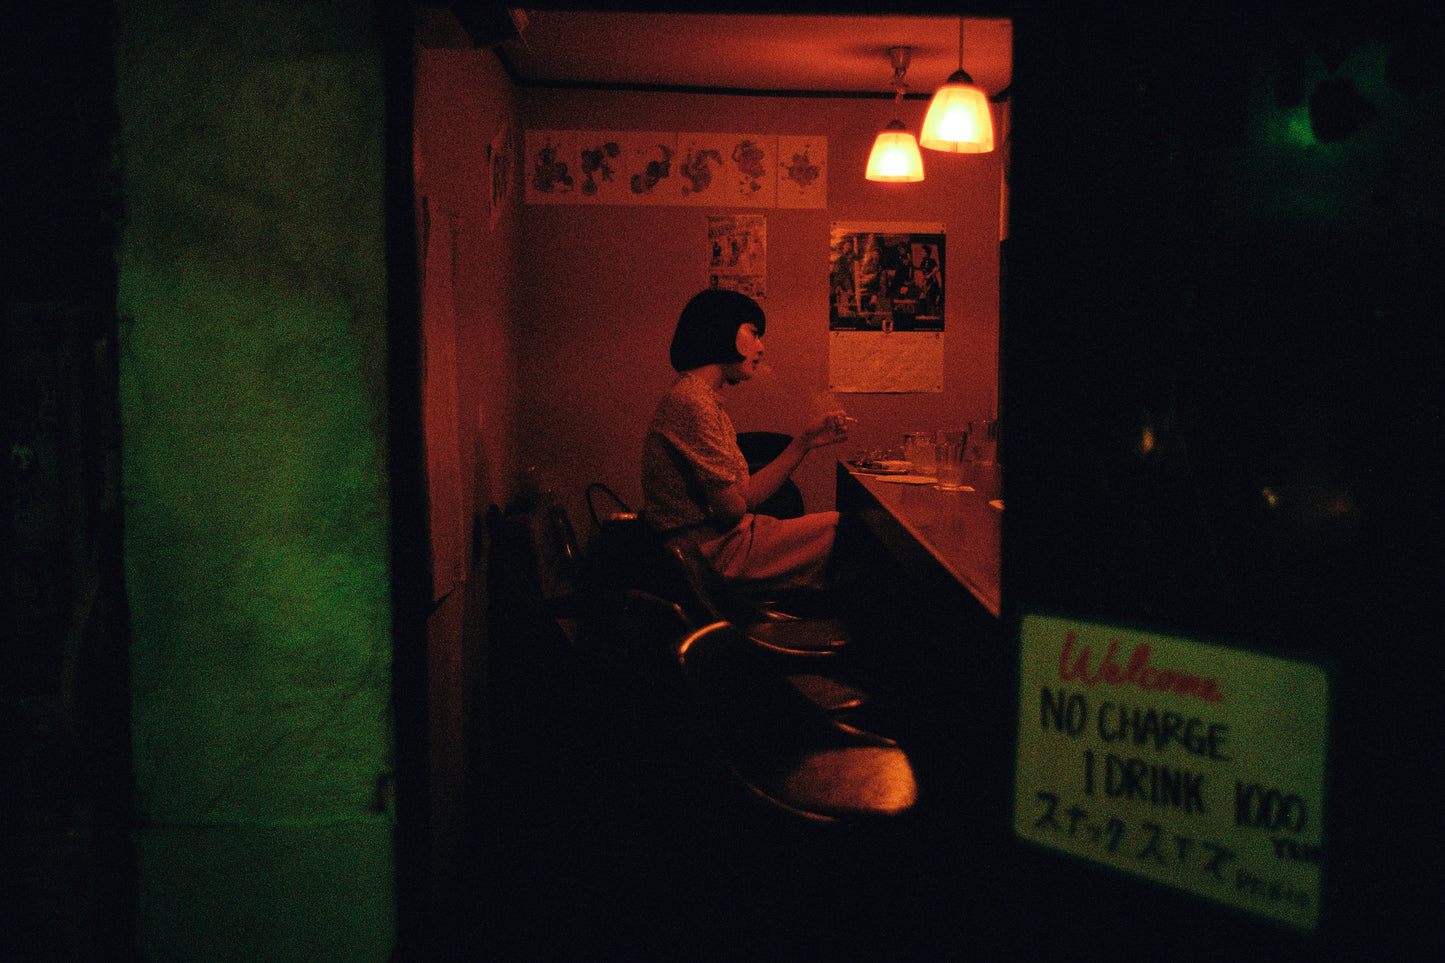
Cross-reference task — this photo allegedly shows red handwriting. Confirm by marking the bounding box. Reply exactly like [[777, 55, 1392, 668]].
[[1058, 632, 1225, 704]]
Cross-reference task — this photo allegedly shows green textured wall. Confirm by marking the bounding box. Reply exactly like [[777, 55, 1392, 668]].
[[115, 1, 394, 958]]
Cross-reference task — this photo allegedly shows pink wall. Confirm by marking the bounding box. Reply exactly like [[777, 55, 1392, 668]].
[[412, 45, 522, 893], [415, 48, 524, 528], [516, 89, 1003, 534]]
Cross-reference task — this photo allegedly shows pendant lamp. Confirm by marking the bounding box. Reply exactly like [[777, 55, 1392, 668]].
[[865, 47, 925, 182], [866, 119, 925, 182], [919, 19, 994, 153]]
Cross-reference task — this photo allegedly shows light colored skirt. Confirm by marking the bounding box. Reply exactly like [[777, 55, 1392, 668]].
[[696, 511, 839, 591]]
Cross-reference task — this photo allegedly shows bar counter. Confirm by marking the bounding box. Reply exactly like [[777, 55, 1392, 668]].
[[836, 460, 1002, 618], [835, 458, 1011, 858]]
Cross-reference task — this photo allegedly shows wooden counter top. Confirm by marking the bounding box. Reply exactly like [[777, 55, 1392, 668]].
[[837, 461, 1002, 618]]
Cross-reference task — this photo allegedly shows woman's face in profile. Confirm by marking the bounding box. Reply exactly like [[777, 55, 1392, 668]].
[[722, 322, 764, 385]]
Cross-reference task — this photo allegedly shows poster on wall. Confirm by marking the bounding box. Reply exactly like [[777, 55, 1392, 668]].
[[1014, 613, 1330, 931], [525, 129, 681, 205], [488, 122, 515, 229], [707, 214, 766, 300], [828, 221, 946, 392], [679, 133, 780, 207]]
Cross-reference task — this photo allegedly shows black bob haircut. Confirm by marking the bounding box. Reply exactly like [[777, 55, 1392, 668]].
[[669, 289, 766, 372]]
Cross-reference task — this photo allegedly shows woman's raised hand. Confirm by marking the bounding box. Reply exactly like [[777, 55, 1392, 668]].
[[802, 410, 853, 448]]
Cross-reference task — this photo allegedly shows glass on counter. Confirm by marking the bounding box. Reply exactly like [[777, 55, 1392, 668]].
[[968, 418, 999, 466], [935, 429, 969, 491], [903, 431, 935, 474]]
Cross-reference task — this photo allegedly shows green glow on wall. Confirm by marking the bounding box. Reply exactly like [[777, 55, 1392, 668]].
[[1283, 109, 1317, 148], [116, 1, 395, 957], [120, 264, 392, 821], [1224, 38, 1442, 226]]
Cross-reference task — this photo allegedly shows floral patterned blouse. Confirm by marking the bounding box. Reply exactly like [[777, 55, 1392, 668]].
[[641, 371, 750, 533]]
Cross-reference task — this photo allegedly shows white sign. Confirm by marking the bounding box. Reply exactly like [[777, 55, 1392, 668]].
[[1014, 613, 1329, 930]]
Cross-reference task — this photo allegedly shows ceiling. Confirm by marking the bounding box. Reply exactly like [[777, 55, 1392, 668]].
[[424, 8, 1013, 101]]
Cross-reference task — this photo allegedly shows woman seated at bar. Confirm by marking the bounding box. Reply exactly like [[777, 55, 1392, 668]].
[[641, 288, 852, 591]]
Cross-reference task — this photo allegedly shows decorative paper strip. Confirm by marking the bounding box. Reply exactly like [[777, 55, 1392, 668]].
[[677, 132, 735, 207], [488, 123, 515, 228], [571, 130, 632, 205], [620, 132, 680, 207], [777, 135, 827, 209], [523, 129, 579, 205], [723, 134, 777, 207], [523, 131, 819, 209]]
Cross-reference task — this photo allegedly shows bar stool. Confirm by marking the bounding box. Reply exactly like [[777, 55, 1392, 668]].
[[677, 620, 917, 821], [580, 478, 896, 713]]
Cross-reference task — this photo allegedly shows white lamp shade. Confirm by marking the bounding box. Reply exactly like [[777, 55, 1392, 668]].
[[919, 76, 995, 153], [865, 121, 925, 182]]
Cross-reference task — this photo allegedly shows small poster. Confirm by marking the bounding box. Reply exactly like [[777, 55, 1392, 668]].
[[707, 214, 766, 300], [1014, 613, 1329, 931], [488, 122, 515, 228], [829, 221, 946, 392]]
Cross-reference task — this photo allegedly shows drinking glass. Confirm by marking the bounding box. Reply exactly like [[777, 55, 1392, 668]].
[[904, 431, 935, 474], [968, 418, 999, 466], [935, 429, 969, 491]]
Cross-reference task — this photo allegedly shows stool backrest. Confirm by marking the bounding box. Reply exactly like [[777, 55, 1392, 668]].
[[737, 431, 805, 519], [677, 621, 834, 767], [493, 489, 579, 603]]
